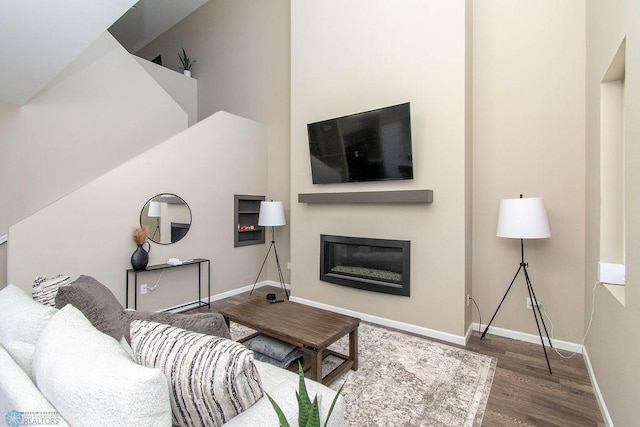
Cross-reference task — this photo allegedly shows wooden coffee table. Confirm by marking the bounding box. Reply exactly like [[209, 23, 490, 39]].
[[219, 296, 359, 385]]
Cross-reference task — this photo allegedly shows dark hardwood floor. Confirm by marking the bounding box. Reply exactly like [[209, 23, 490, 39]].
[[200, 286, 604, 426], [465, 330, 604, 426]]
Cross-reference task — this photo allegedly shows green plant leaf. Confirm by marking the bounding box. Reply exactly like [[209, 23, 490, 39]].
[[296, 362, 312, 425], [304, 397, 321, 427], [323, 378, 346, 427], [295, 391, 307, 425], [269, 360, 343, 427], [178, 47, 194, 70], [266, 392, 291, 427]]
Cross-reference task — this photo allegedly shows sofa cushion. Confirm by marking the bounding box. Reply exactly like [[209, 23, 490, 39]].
[[0, 345, 69, 426], [126, 310, 231, 341], [130, 320, 263, 426], [32, 305, 171, 427], [0, 284, 57, 380], [223, 360, 345, 427], [32, 274, 72, 307], [56, 275, 231, 342]]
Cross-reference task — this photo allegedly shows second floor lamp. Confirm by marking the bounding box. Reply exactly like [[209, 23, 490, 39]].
[[481, 194, 553, 374], [250, 201, 288, 300]]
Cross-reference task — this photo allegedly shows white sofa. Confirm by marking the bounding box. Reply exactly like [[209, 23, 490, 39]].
[[0, 284, 344, 427]]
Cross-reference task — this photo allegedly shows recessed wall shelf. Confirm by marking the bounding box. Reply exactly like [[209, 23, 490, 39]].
[[234, 194, 265, 247], [298, 189, 433, 204]]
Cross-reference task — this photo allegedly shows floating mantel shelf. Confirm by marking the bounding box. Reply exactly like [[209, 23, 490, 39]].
[[298, 189, 433, 204]]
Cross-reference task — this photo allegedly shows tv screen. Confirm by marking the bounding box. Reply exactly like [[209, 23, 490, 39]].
[[307, 103, 413, 184]]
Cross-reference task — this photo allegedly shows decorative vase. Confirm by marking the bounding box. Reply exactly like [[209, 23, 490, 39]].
[[131, 242, 150, 271], [183, 69, 191, 77]]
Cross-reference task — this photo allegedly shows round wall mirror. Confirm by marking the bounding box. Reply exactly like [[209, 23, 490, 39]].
[[140, 194, 192, 245]]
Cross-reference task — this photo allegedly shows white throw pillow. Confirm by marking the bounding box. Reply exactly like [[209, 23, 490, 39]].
[[130, 320, 264, 427], [0, 284, 57, 380], [32, 305, 172, 427], [0, 346, 70, 426]]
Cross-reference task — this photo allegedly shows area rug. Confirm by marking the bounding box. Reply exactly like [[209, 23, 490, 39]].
[[231, 322, 496, 426]]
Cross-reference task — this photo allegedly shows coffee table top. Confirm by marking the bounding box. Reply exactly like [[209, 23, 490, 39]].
[[219, 297, 360, 350]]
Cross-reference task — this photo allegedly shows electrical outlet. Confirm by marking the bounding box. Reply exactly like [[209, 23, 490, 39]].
[[287, 261, 292, 270], [467, 294, 471, 306], [526, 297, 540, 309], [141, 284, 148, 295]]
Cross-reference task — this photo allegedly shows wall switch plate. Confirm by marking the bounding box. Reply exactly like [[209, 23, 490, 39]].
[[287, 261, 292, 270], [141, 284, 148, 294], [526, 297, 540, 309]]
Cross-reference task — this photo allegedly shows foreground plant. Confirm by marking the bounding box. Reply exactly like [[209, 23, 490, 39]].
[[267, 361, 345, 427]]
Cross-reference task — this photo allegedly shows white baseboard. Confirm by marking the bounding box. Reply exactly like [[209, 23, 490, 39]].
[[582, 347, 614, 427], [173, 283, 609, 425], [163, 280, 276, 312], [472, 322, 583, 353], [465, 322, 477, 343], [168, 283, 584, 353], [290, 295, 468, 346]]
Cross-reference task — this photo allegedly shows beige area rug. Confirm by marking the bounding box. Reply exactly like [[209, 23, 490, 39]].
[[231, 322, 496, 426]]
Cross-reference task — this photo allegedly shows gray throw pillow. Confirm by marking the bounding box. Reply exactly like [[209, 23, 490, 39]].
[[55, 275, 127, 341]]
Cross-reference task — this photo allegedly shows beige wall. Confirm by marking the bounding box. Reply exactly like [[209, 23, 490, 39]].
[[134, 57, 198, 126], [291, 0, 472, 339], [0, 32, 188, 286], [135, 0, 291, 286], [464, 0, 474, 330], [585, 0, 640, 425], [472, 0, 586, 343], [8, 111, 268, 311]]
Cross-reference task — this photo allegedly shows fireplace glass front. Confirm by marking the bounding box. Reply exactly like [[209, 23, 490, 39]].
[[320, 235, 410, 296]]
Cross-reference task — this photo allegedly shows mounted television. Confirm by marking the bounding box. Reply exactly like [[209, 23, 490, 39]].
[[307, 103, 413, 184]]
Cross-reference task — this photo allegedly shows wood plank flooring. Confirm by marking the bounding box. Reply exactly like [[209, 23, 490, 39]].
[[465, 330, 604, 426], [199, 287, 604, 426]]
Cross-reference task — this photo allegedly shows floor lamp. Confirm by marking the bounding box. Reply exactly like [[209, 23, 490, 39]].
[[481, 195, 554, 374], [250, 201, 289, 300]]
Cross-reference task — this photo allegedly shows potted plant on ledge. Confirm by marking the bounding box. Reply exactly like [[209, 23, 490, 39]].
[[178, 48, 196, 77]]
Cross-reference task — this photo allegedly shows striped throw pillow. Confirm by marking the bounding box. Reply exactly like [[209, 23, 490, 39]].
[[32, 275, 72, 307], [130, 320, 264, 427]]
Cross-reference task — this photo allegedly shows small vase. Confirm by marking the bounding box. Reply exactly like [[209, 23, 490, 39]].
[[131, 242, 150, 270], [183, 69, 191, 77]]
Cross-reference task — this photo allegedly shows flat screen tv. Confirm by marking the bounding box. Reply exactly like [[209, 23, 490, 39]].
[[307, 102, 413, 184]]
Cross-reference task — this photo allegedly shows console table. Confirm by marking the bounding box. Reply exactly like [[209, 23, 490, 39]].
[[125, 258, 210, 312]]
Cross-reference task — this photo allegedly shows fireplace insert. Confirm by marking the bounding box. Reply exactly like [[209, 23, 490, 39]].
[[320, 234, 410, 296]]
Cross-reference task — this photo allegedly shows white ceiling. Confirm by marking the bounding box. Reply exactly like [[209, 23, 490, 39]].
[[109, 0, 208, 53], [0, 0, 137, 105], [0, 0, 207, 106]]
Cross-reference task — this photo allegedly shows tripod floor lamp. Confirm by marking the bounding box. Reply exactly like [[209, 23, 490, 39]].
[[250, 201, 289, 300], [481, 195, 554, 374]]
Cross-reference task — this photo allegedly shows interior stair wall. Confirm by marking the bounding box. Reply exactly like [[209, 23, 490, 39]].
[[0, 31, 188, 285]]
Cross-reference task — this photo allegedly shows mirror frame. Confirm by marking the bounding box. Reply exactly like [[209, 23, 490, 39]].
[[140, 193, 192, 245]]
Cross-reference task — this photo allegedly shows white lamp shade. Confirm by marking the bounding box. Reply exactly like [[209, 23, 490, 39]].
[[258, 201, 286, 227], [148, 201, 161, 217], [497, 197, 551, 239]]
